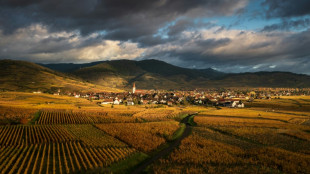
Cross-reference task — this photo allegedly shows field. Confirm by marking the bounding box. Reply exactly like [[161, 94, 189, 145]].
[[0, 92, 195, 173], [0, 92, 309, 173], [96, 121, 181, 152], [247, 96, 310, 112], [151, 96, 310, 174], [0, 124, 137, 173]]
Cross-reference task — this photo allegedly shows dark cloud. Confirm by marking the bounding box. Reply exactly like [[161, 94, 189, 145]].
[[142, 28, 310, 75], [262, 0, 310, 18], [248, 41, 272, 49], [280, 29, 310, 59], [196, 38, 230, 47], [151, 49, 310, 74], [261, 18, 310, 32], [0, 0, 41, 7], [131, 19, 216, 47], [167, 19, 215, 37], [1, 0, 310, 75], [0, 0, 247, 42], [258, 0, 310, 34], [28, 36, 75, 54]]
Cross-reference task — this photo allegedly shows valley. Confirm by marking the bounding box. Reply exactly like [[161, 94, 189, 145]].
[[0, 91, 309, 173]]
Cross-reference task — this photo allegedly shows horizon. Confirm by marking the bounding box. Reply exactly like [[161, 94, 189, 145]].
[[3, 58, 310, 76], [1, 0, 310, 75]]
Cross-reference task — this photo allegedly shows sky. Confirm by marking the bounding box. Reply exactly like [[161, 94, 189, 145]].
[[0, 0, 310, 74]]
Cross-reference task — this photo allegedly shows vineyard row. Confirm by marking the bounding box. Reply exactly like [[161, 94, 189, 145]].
[[36, 111, 139, 124], [0, 141, 135, 174], [0, 125, 75, 146], [37, 112, 98, 124]]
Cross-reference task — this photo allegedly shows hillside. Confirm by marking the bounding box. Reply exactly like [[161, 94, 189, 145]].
[[0, 59, 121, 93], [42, 59, 310, 89], [2, 59, 310, 92], [44, 59, 225, 90], [72, 60, 203, 90], [208, 72, 310, 88]]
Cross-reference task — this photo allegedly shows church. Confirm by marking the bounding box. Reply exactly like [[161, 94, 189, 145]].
[[132, 82, 147, 94], [133, 82, 136, 93]]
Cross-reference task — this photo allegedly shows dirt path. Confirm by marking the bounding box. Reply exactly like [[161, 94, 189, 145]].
[[131, 114, 195, 174]]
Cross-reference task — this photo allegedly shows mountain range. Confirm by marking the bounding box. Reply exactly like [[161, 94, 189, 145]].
[[43, 59, 310, 90], [1, 59, 310, 92]]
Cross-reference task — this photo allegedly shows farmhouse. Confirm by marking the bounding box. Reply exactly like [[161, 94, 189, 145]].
[[113, 98, 121, 105], [231, 100, 244, 108], [127, 101, 134, 106]]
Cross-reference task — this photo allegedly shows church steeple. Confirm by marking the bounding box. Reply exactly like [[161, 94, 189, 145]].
[[133, 82, 136, 94]]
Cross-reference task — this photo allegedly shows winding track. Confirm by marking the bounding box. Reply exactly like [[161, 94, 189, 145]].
[[131, 114, 195, 174]]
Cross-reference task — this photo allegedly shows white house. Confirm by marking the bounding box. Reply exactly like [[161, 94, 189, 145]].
[[160, 99, 167, 104], [127, 101, 134, 106], [113, 99, 120, 105], [152, 101, 158, 104], [231, 101, 244, 108]]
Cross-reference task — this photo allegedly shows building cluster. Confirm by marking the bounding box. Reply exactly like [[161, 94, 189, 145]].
[[48, 85, 310, 108]]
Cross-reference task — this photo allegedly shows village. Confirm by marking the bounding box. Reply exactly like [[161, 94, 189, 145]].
[[47, 83, 310, 108]]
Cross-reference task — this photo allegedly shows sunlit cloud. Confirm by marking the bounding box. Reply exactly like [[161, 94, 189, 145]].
[[0, 0, 310, 74], [0, 24, 145, 63]]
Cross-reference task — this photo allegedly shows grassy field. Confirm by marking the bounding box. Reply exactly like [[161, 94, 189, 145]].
[[151, 96, 310, 174], [0, 92, 309, 173], [247, 96, 310, 112], [0, 92, 203, 173]]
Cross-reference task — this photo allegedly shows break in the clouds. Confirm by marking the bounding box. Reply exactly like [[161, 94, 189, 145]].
[[0, 0, 310, 74]]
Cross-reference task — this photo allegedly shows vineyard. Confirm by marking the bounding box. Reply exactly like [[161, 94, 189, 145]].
[[247, 96, 310, 112], [37, 111, 101, 124], [36, 110, 143, 124], [0, 106, 187, 172], [63, 124, 127, 147], [132, 108, 182, 121], [199, 107, 310, 122], [96, 121, 181, 152], [0, 125, 75, 145], [194, 115, 310, 154], [151, 110, 310, 174], [152, 131, 310, 174], [36, 108, 189, 124], [0, 142, 135, 174], [1, 92, 309, 173], [0, 123, 138, 173], [0, 105, 186, 173]]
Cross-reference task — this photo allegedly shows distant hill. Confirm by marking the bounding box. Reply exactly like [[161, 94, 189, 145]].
[[211, 71, 310, 88], [41, 61, 104, 73], [42, 59, 310, 89], [0, 60, 121, 93], [66, 59, 226, 90]]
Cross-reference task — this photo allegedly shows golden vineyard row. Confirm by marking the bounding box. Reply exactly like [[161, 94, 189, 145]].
[[0, 125, 74, 145], [0, 141, 135, 174], [0, 124, 127, 147]]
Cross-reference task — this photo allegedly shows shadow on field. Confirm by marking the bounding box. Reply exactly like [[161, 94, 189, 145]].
[[131, 114, 197, 174]]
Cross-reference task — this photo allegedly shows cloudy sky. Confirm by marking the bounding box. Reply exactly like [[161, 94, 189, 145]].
[[1, 0, 310, 74]]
